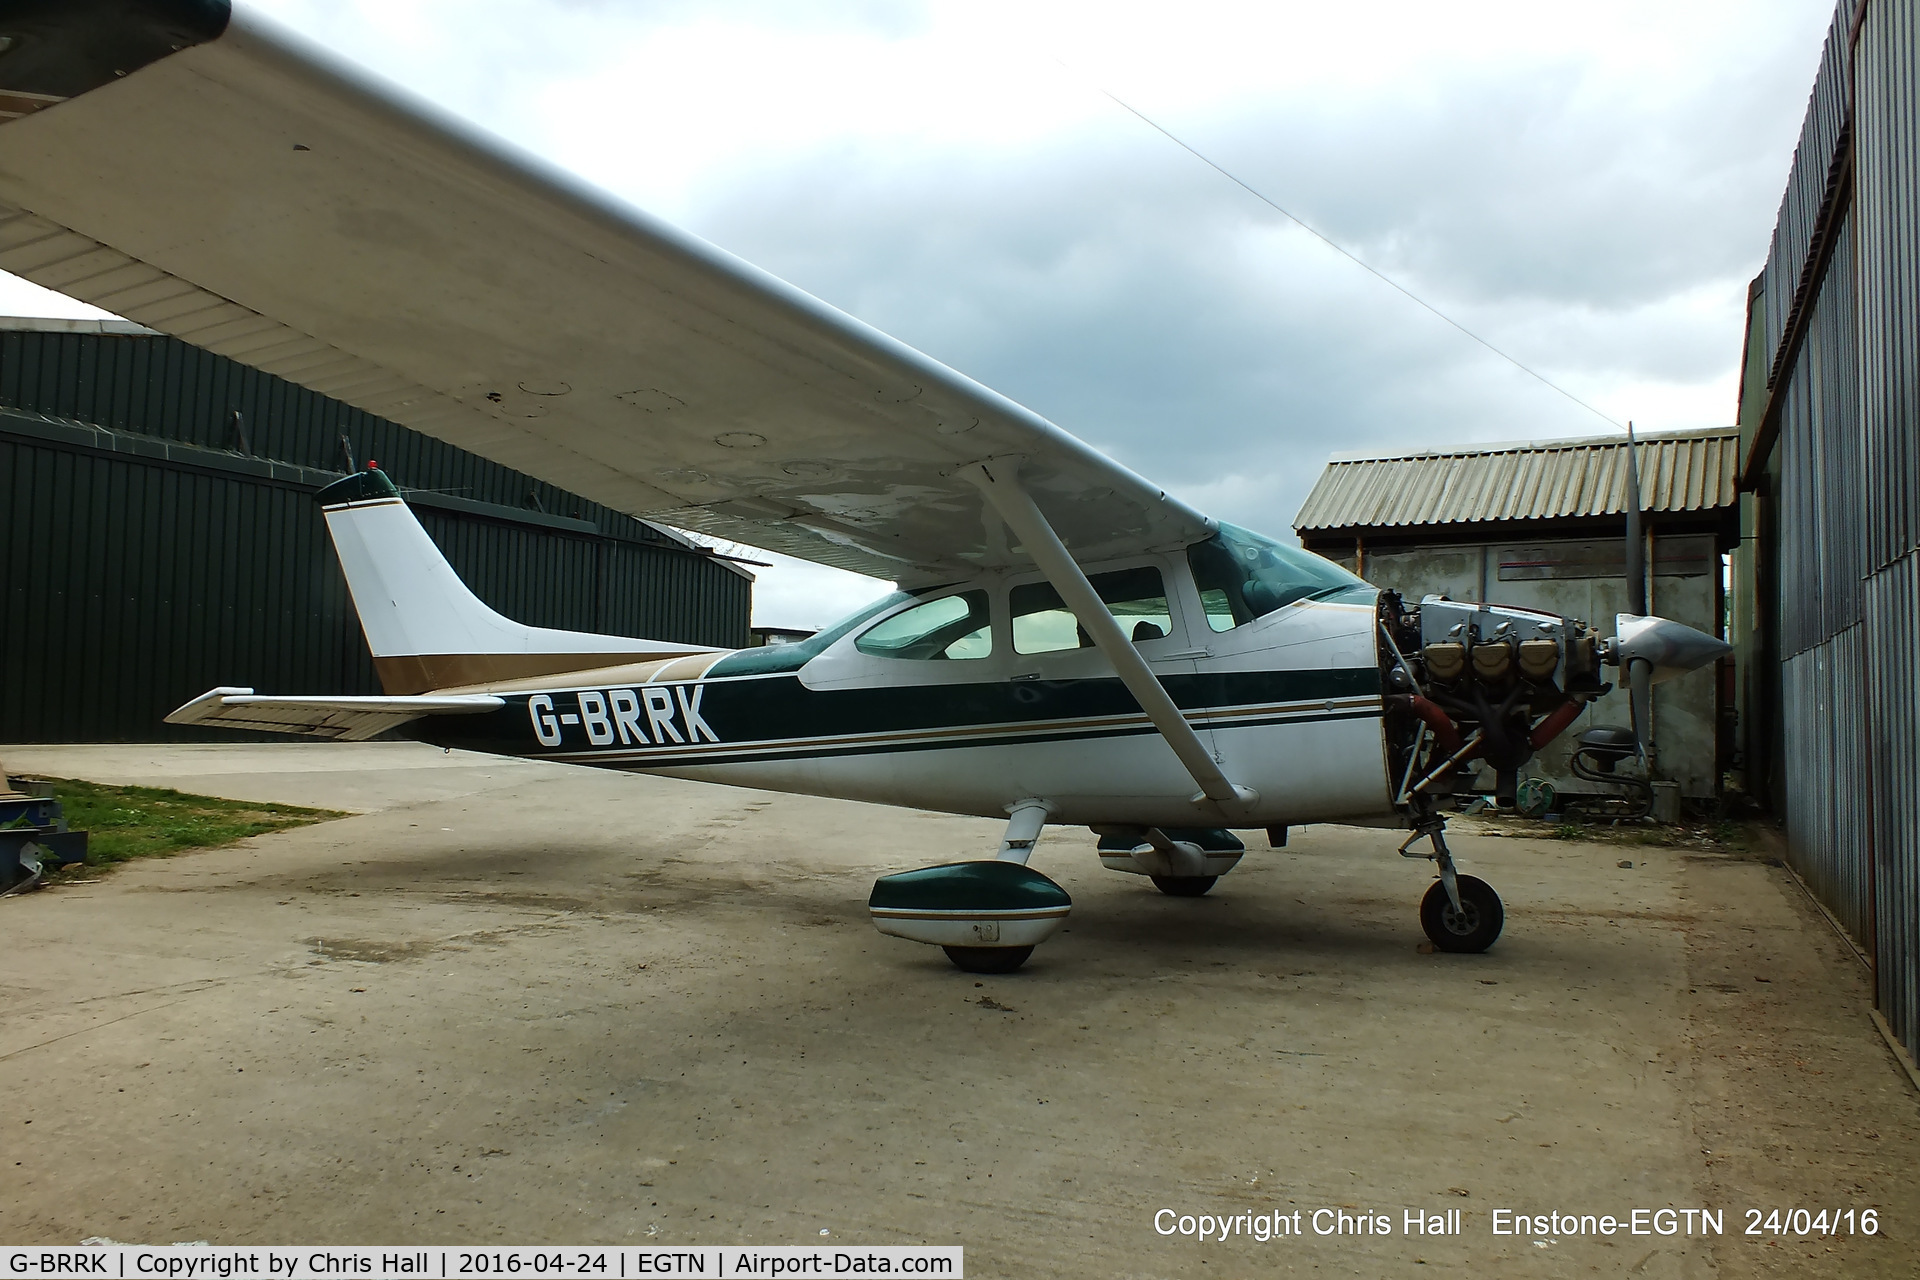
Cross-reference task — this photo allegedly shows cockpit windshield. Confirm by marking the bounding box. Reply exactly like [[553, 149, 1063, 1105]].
[[1187, 523, 1371, 632], [707, 589, 911, 677]]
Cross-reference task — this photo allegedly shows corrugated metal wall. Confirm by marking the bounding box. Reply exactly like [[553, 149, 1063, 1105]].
[[1856, 0, 1920, 1066], [0, 324, 712, 539], [0, 326, 750, 743], [2, 436, 364, 741], [1776, 216, 1864, 657], [1762, 2, 1856, 382], [1754, 0, 1920, 1065], [1781, 630, 1874, 945], [1856, 0, 1920, 569], [1864, 558, 1920, 1056]]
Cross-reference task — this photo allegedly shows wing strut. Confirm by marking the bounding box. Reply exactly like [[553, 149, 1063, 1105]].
[[962, 460, 1257, 814]]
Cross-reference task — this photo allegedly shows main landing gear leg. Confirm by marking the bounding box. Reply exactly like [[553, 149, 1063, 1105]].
[[1400, 812, 1503, 954], [867, 799, 1071, 974], [944, 800, 1056, 973]]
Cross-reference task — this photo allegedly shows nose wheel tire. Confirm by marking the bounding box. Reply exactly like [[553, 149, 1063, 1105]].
[[1420, 875, 1503, 953], [942, 945, 1034, 973], [1151, 875, 1218, 897]]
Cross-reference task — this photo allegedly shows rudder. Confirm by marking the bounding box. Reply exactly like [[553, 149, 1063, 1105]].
[[316, 467, 718, 694]]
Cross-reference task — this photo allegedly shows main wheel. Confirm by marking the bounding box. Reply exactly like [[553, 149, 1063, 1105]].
[[942, 945, 1034, 973], [1151, 875, 1218, 897], [1419, 875, 1504, 953]]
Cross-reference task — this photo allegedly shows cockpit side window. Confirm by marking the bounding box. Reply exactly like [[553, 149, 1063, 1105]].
[[855, 590, 993, 660], [1011, 565, 1170, 655], [1188, 523, 1370, 632]]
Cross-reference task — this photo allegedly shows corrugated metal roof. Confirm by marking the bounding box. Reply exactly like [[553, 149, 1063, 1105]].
[[0, 314, 158, 336], [1293, 426, 1740, 533]]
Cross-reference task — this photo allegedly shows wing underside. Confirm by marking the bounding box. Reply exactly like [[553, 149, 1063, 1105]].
[[0, 3, 1212, 582]]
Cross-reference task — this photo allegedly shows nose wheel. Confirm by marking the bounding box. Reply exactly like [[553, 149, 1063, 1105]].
[[1400, 810, 1504, 953], [1419, 874, 1503, 952]]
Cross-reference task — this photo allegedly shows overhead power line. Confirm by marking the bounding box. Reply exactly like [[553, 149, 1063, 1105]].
[[1070, 66, 1626, 433]]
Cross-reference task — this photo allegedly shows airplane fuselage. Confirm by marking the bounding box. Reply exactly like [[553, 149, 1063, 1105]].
[[411, 569, 1394, 830], [164, 470, 1723, 970]]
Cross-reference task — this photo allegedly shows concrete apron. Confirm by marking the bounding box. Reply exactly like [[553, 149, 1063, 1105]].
[[0, 743, 1909, 1277]]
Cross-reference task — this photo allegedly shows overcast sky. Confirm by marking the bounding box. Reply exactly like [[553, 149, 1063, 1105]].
[[0, 0, 1836, 627]]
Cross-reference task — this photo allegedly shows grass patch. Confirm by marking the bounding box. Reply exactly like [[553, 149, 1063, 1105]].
[[15, 777, 347, 875]]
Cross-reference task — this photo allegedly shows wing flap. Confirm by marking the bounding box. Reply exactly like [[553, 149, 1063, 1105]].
[[166, 687, 504, 742]]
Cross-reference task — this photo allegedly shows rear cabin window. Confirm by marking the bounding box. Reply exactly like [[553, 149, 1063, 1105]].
[[855, 591, 992, 660], [1188, 523, 1370, 632], [1011, 566, 1171, 655]]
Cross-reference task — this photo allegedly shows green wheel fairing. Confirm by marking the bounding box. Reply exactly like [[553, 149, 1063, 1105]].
[[869, 860, 1071, 914]]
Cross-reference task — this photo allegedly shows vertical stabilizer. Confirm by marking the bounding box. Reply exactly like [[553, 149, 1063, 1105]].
[[317, 468, 717, 693]]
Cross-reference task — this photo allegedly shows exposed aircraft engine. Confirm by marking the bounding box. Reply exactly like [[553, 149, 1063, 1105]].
[[1377, 591, 1612, 811], [1378, 587, 1730, 821]]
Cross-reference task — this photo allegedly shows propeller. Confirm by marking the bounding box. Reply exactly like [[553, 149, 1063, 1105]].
[[1622, 423, 1654, 759], [1604, 422, 1730, 766], [1568, 422, 1729, 814]]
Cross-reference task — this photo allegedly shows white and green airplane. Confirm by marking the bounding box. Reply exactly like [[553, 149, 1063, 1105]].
[[0, 2, 1727, 971]]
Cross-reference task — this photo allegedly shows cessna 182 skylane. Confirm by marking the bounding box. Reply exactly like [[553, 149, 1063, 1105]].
[[0, 2, 1728, 971]]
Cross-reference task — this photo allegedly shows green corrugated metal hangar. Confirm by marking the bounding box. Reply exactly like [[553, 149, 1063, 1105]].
[[0, 315, 753, 742]]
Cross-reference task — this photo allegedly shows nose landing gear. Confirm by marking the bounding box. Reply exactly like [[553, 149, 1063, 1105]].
[[1399, 811, 1504, 953], [1419, 874, 1504, 953]]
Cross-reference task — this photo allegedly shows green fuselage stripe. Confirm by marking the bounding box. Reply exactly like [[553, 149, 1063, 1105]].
[[417, 667, 1383, 766]]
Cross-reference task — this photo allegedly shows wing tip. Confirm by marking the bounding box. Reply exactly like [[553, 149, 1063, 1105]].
[[164, 684, 254, 724]]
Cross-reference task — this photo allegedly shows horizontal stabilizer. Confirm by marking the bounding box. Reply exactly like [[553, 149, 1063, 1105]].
[[165, 687, 504, 741]]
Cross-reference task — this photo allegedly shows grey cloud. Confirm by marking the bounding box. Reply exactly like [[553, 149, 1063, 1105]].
[[675, 139, 1705, 535], [1166, 58, 1824, 310], [247, 0, 1830, 544], [651, 11, 1832, 536]]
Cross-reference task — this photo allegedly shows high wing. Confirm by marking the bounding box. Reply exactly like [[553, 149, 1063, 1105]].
[[0, 2, 1212, 582]]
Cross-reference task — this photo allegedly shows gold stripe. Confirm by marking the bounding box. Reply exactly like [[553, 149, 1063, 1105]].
[[375, 651, 712, 695]]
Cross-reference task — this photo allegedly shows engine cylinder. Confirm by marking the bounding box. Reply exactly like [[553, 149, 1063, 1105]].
[[1424, 642, 1465, 681]]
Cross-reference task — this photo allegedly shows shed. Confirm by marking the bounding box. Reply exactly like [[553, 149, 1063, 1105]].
[[1294, 426, 1740, 801]]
